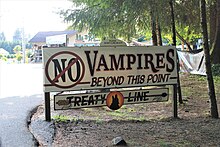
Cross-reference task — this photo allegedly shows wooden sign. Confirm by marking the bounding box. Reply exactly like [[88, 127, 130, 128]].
[[43, 46, 177, 92], [54, 88, 169, 110]]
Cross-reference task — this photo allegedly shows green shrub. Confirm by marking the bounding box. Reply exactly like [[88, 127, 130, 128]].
[[16, 53, 22, 61], [1, 56, 7, 61], [26, 51, 32, 58], [212, 64, 220, 76]]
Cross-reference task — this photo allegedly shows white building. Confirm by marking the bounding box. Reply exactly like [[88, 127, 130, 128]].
[[0, 48, 9, 56]]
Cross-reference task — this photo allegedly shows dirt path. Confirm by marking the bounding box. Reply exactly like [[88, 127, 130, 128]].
[[32, 74, 220, 146]]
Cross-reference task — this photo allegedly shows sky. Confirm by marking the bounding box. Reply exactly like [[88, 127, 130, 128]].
[[0, 0, 73, 41]]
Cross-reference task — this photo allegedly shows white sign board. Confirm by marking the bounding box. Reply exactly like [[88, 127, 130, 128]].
[[100, 39, 127, 46], [54, 88, 169, 110], [43, 46, 177, 92], [46, 34, 67, 45]]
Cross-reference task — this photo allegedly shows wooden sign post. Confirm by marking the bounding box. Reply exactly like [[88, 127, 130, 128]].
[[43, 46, 178, 121]]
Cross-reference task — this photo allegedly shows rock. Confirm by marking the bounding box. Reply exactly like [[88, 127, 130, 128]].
[[112, 136, 127, 146], [185, 109, 189, 112], [29, 115, 55, 146]]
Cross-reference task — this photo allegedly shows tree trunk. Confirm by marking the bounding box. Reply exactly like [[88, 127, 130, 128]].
[[156, 17, 162, 46], [200, 0, 219, 118], [150, 8, 157, 46], [169, 0, 183, 104], [181, 41, 185, 50], [209, 1, 217, 47], [211, 0, 220, 64], [169, 0, 176, 46]]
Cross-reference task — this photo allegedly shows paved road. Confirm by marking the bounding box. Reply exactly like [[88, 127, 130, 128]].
[[0, 63, 43, 147], [0, 63, 43, 98]]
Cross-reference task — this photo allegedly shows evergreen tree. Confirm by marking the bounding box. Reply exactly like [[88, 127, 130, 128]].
[[13, 28, 22, 43], [0, 32, 6, 41]]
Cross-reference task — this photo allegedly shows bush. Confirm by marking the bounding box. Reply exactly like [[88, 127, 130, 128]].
[[16, 53, 22, 62], [26, 51, 32, 58], [1, 56, 7, 61], [212, 64, 220, 76], [11, 54, 16, 58]]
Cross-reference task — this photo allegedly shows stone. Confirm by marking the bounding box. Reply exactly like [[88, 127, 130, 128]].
[[112, 136, 127, 146]]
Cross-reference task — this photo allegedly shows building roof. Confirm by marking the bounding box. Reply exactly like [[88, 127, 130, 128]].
[[29, 30, 78, 43]]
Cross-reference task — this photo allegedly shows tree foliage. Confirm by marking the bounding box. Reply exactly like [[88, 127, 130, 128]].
[[61, 0, 205, 43], [13, 45, 22, 53], [61, 0, 173, 41], [0, 28, 32, 54], [61, 0, 220, 59], [13, 28, 22, 43], [0, 32, 6, 42], [0, 41, 32, 54]]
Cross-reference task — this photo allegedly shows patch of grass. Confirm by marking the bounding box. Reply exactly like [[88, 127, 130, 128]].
[[197, 75, 206, 81], [53, 115, 85, 123], [158, 140, 174, 147], [158, 140, 193, 147], [181, 87, 192, 97], [107, 110, 126, 117], [126, 107, 135, 112], [175, 141, 194, 147], [185, 74, 206, 82], [53, 115, 70, 123], [105, 108, 149, 121], [95, 118, 104, 124], [187, 74, 197, 79], [126, 116, 147, 121], [214, 76, 220, 83], [197, 74, 220, 84]]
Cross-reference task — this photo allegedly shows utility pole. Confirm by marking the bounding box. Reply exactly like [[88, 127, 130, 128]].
[[0, 0, 2, 33], [21, 19, 26, 64]]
